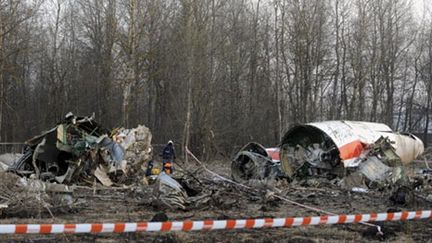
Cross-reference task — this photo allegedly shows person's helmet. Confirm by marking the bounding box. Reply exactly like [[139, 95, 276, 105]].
[[65, 112, 74, 119], [168, 140, 173, 144], [117, 132, 126, 138]]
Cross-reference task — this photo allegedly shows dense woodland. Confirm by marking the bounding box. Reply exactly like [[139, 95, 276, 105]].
[[0, 0, 431, 158]]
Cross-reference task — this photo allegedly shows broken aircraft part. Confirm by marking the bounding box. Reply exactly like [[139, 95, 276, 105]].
[[9, 113, 110, 183], [152, 172, 188, 210], [8, 113, 153, 186], [120, 125, 153, 167], [0, 172, 73, 216], [0, 153, 21, 171], [231, 142, 284, 182], [280, 121, 424, 187]]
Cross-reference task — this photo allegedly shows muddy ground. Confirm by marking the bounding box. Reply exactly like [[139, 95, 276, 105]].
[[1, 160, 432, 243]]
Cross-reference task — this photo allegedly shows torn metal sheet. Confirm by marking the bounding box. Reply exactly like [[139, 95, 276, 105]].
[[385, 133, 424, 164], [99, 137, 125, 164], [152, 172, 188, 210], [265, 148, 280, 162], [231, 142, 283, 182], [358, 156, 392, 182], [94, 165, 114, 186]]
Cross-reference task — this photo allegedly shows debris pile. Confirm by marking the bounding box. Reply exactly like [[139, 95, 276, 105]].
[[154, 171, 247, 211], [0, 172, 73, 216], [8, 113, 152, 186]]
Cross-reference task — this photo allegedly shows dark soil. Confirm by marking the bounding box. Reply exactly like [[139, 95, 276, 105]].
[[1, 160, 431, 242]]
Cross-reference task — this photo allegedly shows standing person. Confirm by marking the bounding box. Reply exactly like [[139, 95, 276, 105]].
[[145, 160, 154, 177], [162, 140, 175, 174]]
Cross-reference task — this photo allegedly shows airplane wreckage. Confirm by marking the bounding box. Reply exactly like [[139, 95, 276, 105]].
[[8, 113, 153, 186], [231, 121, 425, 190], [0, 113, 182, 214], [0, 117, 426, 215]]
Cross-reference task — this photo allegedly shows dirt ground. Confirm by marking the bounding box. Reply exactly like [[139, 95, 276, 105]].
[[1, 160, 432, 243]]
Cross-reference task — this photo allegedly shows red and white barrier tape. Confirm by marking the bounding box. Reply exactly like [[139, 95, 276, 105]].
[[1, 210, 430, 234]]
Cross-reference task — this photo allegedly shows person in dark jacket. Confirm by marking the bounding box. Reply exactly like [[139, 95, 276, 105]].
[[145, 160, 154, 177], [162, 140, 175, 174]]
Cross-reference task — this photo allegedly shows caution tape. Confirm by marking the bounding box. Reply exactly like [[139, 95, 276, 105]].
[[0, 210, 430, 234]]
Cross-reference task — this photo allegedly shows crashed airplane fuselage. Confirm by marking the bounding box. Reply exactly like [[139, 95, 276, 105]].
[[232, 121, 425, 188], [279, 121, 424, 186]]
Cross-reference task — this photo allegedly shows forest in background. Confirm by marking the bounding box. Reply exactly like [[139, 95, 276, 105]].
[[0, 0, 431, 158]]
